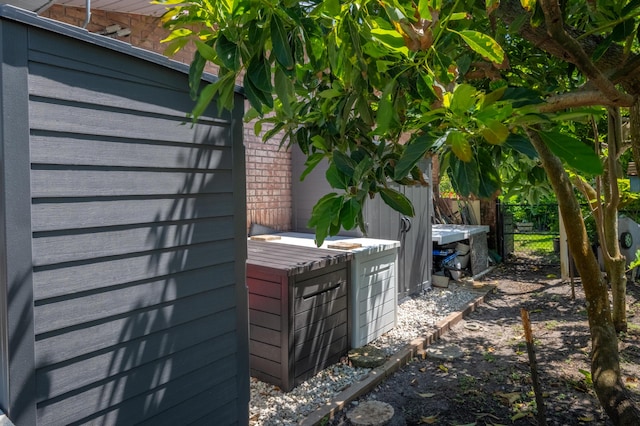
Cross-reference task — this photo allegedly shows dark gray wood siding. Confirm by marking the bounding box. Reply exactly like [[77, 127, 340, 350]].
[[0, 6, 248, 425]]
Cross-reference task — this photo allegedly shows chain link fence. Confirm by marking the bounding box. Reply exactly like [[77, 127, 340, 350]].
[[498, 202, 560, 265]]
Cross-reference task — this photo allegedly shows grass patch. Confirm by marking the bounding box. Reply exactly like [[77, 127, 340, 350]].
[[514, 233, 556, 255]]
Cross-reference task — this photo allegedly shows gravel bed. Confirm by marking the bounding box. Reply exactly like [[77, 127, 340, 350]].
[[249, 282, 485, 425]]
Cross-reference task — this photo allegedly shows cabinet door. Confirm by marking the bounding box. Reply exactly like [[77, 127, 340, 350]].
[[363, 161, 432, 298], [398, 182, 432, 297]]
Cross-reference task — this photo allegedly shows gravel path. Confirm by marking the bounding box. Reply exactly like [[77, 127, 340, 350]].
[[249, 281, 489, 425]]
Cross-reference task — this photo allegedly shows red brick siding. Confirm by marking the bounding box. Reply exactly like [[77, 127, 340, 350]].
[[244, 115, 292, 231], [41, 5, 292, 232]]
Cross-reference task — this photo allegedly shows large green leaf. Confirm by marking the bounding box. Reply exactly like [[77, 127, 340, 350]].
[[274, 67, 294, 117], [612, 19, 636, 42], [538, 130, 603, 175], [504, 133, 537, 159], [339, 198, 360, 230], [318, 87, 343, 98], [363, 41, 390, 58], [370, 28, 410, 54], [353, 157, 374, 183], [456, 54, 472, 76], [432, 51, 455, 84], [311, 135, 329, 151], [475, 102, 512, 124], [243, 72, 264, 111], [323, 0, 341, 16], [192, 82, 217, 119], [163, 38, 190, 57], [480, 120, 510, 145], [216, 72, 236, 112], [476, 150, 501, 198], [449, 156, 479, 197], [480, 87, 506, 109], [160, 28, 192, 42], [188, 49, 207, 101], [380, 187, 414, 216], [356, 96, 374, 126], [332, 150, 356, 178], [271, 14, 295, 70], [376, 80, 396, 135], [416, 73, 437, 101], [215, 34, 240, 71], [394, 134, 434, 180], [308, 193, 342, 246], [195, 40, 218, 62], [453, 30, 504, 64], [247, 56, 273, 95], [450, 84, 478, 116], [418, 0, 433, 20], [447, 131, 473, 162], [326, 163, 349, 189]]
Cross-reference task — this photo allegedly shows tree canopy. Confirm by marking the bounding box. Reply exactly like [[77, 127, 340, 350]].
[[159, 0, 615, 242], [159, 0, 640, 422]]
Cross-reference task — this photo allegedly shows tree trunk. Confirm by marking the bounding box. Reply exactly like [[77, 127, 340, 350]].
[[602, 108, 628, 333], [608, 258, 628, 333], [528, 130, 640, 424], [630, 99, 640, 171]]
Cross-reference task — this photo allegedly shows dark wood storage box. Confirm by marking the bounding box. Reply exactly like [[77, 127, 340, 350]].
[[247, 240, 352, 391]]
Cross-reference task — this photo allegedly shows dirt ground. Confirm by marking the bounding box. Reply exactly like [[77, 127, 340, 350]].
[[328, 262, 640, 425]]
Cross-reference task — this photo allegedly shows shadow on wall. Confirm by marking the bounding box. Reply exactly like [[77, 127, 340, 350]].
[[50, 132, 242, 425], [100, 136, 240, 424]]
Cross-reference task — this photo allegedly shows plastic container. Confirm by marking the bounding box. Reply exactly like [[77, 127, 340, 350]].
[[449, 270, 462, 281], [432, 274, 450, 288], [433, 249, 454, 256], [456, 253, 470, 269], [455, 242, 470, 255]]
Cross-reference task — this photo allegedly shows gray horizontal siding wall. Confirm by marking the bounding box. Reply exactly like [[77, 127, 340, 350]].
[[0, 8, 248, 426]]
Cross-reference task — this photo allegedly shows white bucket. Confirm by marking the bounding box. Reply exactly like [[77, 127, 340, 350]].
[[456, 243, 470, 255], [456, 253, 470, 269]]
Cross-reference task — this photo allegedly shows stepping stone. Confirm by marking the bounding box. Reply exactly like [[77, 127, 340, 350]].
[[346, 401, 394, 426], [426, 343, 464, 361], [348, 346, 387, 368]]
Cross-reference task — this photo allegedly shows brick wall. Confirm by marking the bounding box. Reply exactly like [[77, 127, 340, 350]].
[[41, 5, 292, 233], [244, 119, 292, 231]]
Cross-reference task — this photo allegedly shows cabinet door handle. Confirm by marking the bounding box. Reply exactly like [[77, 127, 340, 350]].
[[400, 216, 412, 233]]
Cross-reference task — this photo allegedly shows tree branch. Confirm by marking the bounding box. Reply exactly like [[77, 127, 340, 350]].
[[611, 54, 640, 84], [538, 90, 633, 113], [497, 1, 640, 97], [538, 0, 633, 106]]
